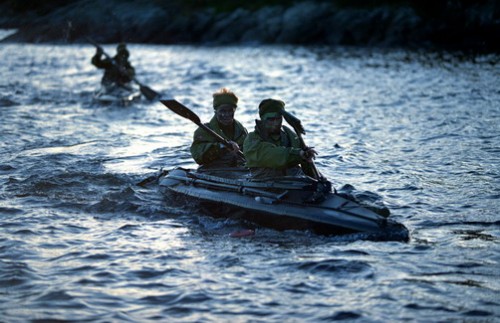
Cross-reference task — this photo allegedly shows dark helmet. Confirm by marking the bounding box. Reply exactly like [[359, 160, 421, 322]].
[[116, 43, 129, 58]]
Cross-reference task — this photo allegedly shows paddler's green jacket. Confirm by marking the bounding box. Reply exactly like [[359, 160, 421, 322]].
[[243, 120, 314, 178], [190, 115, 247, 168]]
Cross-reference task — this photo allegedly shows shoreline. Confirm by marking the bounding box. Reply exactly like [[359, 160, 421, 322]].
[[1, 1, 498, 53]]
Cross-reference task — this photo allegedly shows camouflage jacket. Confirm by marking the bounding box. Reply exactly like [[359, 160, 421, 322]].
[[190, 115, 247, 168], [243, 120, 314, 178]]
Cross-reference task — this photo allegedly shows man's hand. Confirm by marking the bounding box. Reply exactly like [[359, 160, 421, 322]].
[[218, 141, 241, 154], [227, 141, 241, 156], [300, 147, 317, 162]]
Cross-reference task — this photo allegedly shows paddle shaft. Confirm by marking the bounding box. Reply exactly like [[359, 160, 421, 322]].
[[192, 118, 246, 161], [280, 109, 323, 180], [160, 100, 245, 160], [290, 124, 322, 180], [197, 123, 245, 157], [194, 120, 246, 160]]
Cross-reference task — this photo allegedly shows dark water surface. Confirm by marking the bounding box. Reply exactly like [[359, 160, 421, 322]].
[[0, 42, 499, 321]]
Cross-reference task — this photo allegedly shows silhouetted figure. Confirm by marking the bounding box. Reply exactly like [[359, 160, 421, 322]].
[[91, 43, 135, 90]]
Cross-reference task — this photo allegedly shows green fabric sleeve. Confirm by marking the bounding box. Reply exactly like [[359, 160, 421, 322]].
[[243, 132, 303, 168], [190, 127, 223, 165], [190, 116, 247, 166]]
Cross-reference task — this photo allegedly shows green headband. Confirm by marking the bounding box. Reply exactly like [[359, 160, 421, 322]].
[[261, 112, 281, 120]]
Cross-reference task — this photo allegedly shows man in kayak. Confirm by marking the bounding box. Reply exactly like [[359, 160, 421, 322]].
[[243, 98, 317, 178], [190, 88, 248, 169], [91, 43, 135, 90]]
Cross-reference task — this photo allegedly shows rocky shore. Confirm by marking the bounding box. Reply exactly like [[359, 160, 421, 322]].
[[1, 0, 498, 53]]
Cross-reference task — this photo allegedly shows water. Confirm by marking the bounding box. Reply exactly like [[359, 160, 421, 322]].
[[0, 42, 499, 321]]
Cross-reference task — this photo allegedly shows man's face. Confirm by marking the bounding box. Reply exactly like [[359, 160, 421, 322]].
[[215, 105, 236, 126], [263, 115, 282, 135]]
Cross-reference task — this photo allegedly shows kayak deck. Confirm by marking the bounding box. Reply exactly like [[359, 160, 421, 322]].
[[159, 167, 409, 241]]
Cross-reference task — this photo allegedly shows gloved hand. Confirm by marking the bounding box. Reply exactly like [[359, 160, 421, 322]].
[[300, 147, 317, 162], [227, 141, 240, 152], [220, 141, 241, 156], [228, 141, 241, 157]]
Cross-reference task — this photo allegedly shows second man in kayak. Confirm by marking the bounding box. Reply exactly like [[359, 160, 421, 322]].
[[190, 88, 248, 169], [243, 98, 317, 178]]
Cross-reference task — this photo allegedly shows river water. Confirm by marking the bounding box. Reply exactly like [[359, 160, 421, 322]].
[[0, 41, 498, 322]]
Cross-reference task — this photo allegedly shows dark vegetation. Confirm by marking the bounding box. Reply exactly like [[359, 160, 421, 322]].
[[0, 0, 498, 53]]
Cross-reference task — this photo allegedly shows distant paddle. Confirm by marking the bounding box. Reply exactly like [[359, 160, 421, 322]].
[[160, 99, 245, 161], [86, 37, 160, 101]]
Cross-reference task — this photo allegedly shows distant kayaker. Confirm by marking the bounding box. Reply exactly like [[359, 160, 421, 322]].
[[190, 88, 248, 169], [91, 43, 135, 90], [243, 99, 317, 178]]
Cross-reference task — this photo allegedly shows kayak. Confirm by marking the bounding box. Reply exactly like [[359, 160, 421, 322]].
[[159, 167, 410, 241], [93, 83, 141, 105]]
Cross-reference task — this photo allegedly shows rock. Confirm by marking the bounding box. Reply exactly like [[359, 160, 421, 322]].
[[277, 2, 333, 44], [238, 6, 284, 44], [0, 0, 498, 52]]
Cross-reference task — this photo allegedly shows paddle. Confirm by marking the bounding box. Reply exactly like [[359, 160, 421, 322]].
[[87, 37, 160, 100], [281, 109, 323, 181], [160, 99, 246, 161]]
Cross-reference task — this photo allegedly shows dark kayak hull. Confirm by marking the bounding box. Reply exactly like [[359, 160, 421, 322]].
[[93, 84, 141, 105], [159, 168, 409, 241]]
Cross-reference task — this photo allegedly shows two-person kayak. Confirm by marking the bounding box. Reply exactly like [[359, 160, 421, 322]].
[[159, 167, 409, 241]]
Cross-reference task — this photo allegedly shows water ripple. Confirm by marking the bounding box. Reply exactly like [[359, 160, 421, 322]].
[[0, 44, 498, 321]]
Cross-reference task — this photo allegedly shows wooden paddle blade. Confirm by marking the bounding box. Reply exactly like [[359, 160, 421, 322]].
[[282, 110, 305, 135], [139, 84, 160, 100], [160, 99, 201, 125], [133, 78, 159, 100]]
